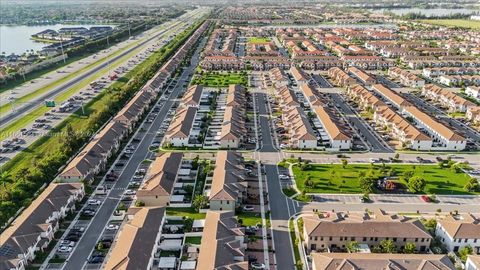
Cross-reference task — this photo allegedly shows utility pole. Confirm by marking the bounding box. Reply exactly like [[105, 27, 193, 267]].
[[60, 39, 66, 63]]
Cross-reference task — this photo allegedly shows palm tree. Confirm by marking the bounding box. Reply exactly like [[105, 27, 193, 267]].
[[0, 172, 13, 200]]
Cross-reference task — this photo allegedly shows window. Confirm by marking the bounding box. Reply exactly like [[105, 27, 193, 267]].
[[340, 237, 343, 241], [351, 237, 355, 241], [403, 238, 406, 242], [320, 237, 324, 241], [329, 237, 332, 241], [393, 238, 397, 242], [363, 237, 367, 241], [415, 238, 418, 242], [314, 237, 318, 241]]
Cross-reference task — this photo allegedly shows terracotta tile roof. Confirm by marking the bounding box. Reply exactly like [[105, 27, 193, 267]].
[[438, 214, 480, 239], [209, 151, 247, 201]]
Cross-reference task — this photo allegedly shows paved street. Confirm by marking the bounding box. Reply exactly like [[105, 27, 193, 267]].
[[254, 90, 296, 270], [329, 92, 393, 153]]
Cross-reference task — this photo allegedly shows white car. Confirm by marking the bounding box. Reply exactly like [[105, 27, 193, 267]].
[[106, 224, 119, 230], [58, 246, 73, 253], [124, 189, 136, 196], [60, 240, 75, 247], [279, 174, 290, 180], [243, 205, 254, 212], [88, 199, 101, 206]]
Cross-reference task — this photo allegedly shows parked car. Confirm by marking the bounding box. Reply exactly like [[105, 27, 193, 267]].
[[88, 199, 101, 206], [242, 205, 254, 212], [106, 224, 119, 230], [58, 246, 72, 253]]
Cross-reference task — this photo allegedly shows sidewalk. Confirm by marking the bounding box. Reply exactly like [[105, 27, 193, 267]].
[[308, 193, 480, 205]]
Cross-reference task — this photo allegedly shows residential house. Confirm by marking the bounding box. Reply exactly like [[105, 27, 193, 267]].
[[314, 107, 352, 150], [371, 84, 411, 110], [136, 153, 183, 206], [196, 211, 247, 270], [163, 106, 198, 147], [436, 214, 480, 254], [104, 207, 165, 270], [283, 106, 318, 149], [347, 67, 375, 86], [422, 84, 476, 113], [208, 151, 248, 211], [303, 209, 433, 253], [311, 253, 455, 270], [0, 183, 84, 270]]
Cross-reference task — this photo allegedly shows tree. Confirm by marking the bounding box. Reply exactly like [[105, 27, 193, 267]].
[[459, 245, 473, 262], [0, 172, 13, 200], [451, 164, 462, 174], [408, 176, 426, 193], [134, 200, 145, 207], [380, 239, 397, 253], [341, 158, 348, 169], [360, 176, 375, 194], [403, 242, 416, 254], [192, 195, 208, 212], [403, 170, 414, 183], [464, 178, 479, 192], [346, 241, 360, 253]]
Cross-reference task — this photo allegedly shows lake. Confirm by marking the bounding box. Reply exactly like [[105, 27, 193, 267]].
[[0, 24, 114, 55], [371, 8, 479, 17]]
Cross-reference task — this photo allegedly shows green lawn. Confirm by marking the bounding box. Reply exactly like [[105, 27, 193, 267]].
[[247, 37, 271, 44], [185, 236, 202, 245], [192, 72, 247, 87], [292, 163, 477, 195], [166, 207, 206, 220], [237, 211, 262, 226], [420, 19, 480, 30]]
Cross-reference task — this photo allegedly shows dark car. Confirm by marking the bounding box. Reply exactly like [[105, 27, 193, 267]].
[[88, 256, 104, 264]]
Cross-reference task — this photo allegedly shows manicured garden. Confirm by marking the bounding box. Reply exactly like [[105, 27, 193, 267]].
[[291, 163, 478, 195], [247, 37, 271, 44], [191, 71, 247, 87]]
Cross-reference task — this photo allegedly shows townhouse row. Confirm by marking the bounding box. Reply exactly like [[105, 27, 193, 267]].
[[388, 67, 425, 88], [0, 183, 84, 270], [163, 84, 247, 149]]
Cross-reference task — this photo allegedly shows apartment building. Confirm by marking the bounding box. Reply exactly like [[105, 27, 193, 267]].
[[347, 67, 375, 86], [268, 67, 290, 88], [439, 75, 480, 87], [290, 66, 309, 85], [303, 210, 433, 253], [311, 253, 455, 270], [328, 67, 357, 87], [436, 214, 480, 254], [422, 84, 476, 113], [163, 106, 198, 147], [403, 106, 466, 151], [466, 86, 480, 100], [313, 107, 352, 150], [0, 183, 84, 270], [374, 106, 432, 150], [388, 67, 425, 88], [371, 84, 411, 110], [135, 152, 183, 206], [283, 106, 318, 149], [219, 85, 247, 149], [467, 106, 480, 124], [300, 84, 324, 107], [59, 121, 128, 182], [275, 85, 301, 108], [196, 211, 247, 269], [208, 151, 248, 211], [466, 255, 480, 270], [182, 84, 203, 107], [104, 207, 166, 270], [346, 84, 386, 111]]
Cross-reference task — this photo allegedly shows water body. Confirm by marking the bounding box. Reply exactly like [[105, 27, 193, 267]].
[[0, 24, 114, 55], [372, 8, 479, 17]]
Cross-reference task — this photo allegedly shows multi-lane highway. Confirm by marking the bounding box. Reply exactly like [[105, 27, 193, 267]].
[[0, 11, 200, 128]]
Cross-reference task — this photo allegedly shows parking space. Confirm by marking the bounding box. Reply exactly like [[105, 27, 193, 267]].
[[311, 73, 333, 88]]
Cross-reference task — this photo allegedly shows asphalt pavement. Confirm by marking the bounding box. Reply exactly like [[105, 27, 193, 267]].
[[329, 92, 393, 153], [255, 91, 296, 270]]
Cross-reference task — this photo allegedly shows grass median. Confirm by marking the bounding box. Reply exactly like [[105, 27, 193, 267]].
[[0, 25, 182, 141]]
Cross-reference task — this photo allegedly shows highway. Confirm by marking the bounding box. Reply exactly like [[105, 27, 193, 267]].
[[0, 15, 192, 128], [59, 25, 206, 270]]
